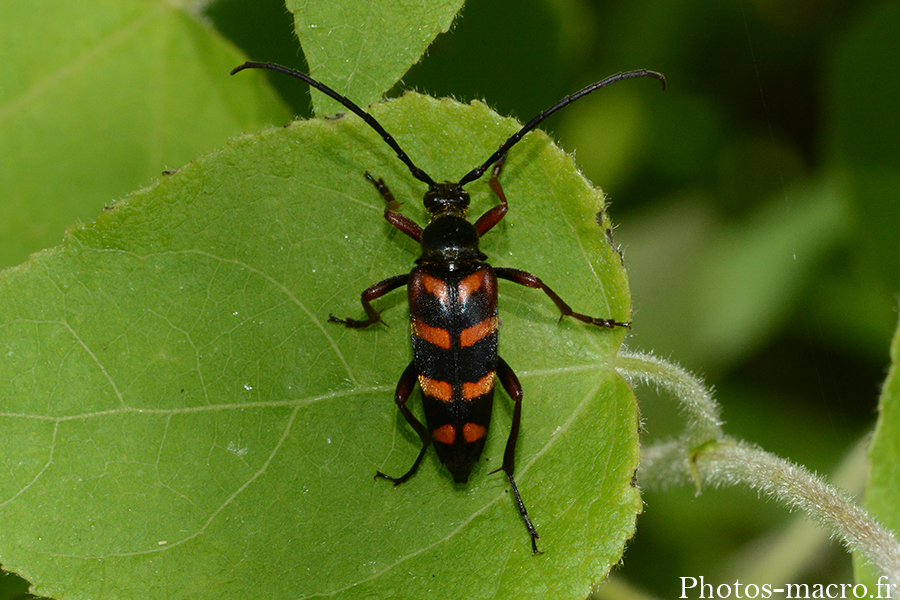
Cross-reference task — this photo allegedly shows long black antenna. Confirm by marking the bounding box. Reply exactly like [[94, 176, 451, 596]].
[[231, 62, 437, 187], [232, 62, 665, 189], [458, 69, 666, 186]]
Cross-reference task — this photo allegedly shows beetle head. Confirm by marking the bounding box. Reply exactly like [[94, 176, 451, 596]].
[[424, 182, 470, 217]]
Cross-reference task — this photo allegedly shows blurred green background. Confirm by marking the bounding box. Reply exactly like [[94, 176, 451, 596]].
[[3, 0, 898, 597]]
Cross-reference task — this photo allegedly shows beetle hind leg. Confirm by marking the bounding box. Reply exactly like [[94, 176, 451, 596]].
[[375, 361, 432, 486], [494, 357, 542, 555]]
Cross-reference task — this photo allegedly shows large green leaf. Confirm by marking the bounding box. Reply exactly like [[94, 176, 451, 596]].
[[287, 0, 465, 114], [0, 0, 290, 272], [0, 94, 638, 599], [856, 306, 900, 585]]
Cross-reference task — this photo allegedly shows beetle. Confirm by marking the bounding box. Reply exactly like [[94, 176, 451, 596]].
[[232, 61, 665, 554]]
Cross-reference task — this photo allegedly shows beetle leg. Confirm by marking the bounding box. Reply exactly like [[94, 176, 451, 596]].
[[364, 172, 423, 242], [493, 357, 541, 554], [494, 267, 631, 328], [376, 361, 432, 485], [329, 273, 409, 328], [473, 155, 509, 236]]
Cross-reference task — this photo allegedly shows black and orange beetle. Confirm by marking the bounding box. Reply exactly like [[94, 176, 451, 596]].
[[232, 62, 665, 554]]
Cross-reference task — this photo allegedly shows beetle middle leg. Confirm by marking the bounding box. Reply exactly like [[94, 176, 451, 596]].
[[328, 273, 408, 328], [375, 361, 432, 485], [494, 356, 541, 554], [494, 267, 631, 328]]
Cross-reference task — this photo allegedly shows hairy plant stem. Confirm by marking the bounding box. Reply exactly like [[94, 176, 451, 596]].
[[615, 350, 900, 586]]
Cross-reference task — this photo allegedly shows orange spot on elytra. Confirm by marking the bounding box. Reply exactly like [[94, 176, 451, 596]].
[[463, 422, 487, 443], [460, 316, 498, 348], [419, 375, 453, 402], [462, 371, 495, 401], [432, 423, 456, 445]]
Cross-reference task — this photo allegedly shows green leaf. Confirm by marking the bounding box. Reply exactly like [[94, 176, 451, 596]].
[[856, 305, 900, 585], [0, 93, 639, 599], [0, 0, 290, 271], [287, 0, 464, 115]]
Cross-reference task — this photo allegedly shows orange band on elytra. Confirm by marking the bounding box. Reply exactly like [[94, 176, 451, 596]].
[[460, 316, 498, 348], [412, 319, 451, 349], [457, 271, 485, 303], [462, 371, 495, 401], [419, 375, 453, 402], [421, 273, 450, 304]]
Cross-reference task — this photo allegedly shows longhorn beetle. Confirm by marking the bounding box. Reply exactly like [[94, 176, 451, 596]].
[[232, 62, 665, 554]]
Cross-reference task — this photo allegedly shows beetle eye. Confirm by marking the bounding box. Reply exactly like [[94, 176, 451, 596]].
[[451, 188, 471, 210], [423, 189, 440, 211]]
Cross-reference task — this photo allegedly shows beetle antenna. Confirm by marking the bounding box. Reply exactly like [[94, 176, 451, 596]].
[[457, 69, 666, 186], [231, 61, 437, 188]]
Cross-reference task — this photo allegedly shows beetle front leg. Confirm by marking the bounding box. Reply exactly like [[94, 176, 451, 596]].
[[364, 172, 423, 242], [494, 267, 631, 328], [494, 357, 541, 554], [473, 155, 509, 236], [375, 361, 432, 485], [328, 273, 409, 328]]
